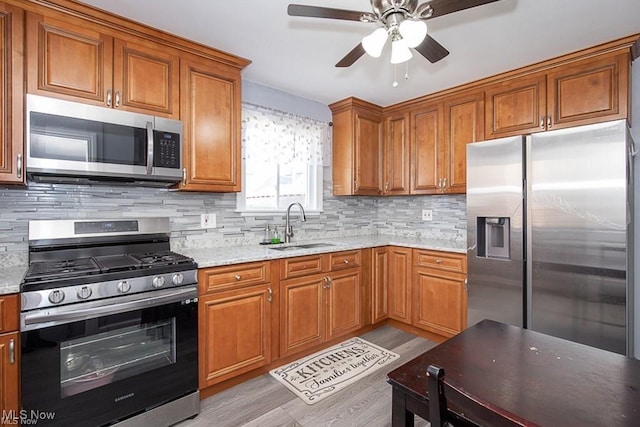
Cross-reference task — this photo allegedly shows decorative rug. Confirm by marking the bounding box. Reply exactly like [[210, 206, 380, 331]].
[[269, 337, 399, 405]]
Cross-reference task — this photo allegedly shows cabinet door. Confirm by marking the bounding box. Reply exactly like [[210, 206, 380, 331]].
[[413, 268, 466, 337], [388, 247, 412, 323], [26, 12, 113, 105], [371, 247, 388, 323], [384, 112, 410, 195], [199, 285, 272, 387], [327, 270, 362, 340], [443, 91, 484, 194], [0, 332, 18, 422], [410, 102, 444, 194], [0, 3, 23, 184], [280, 275, 325, 357], [485, 73, 546, 139], [546, 52, 629, 130], [354, 109, 383, 195], [180, 55, 242, 192], [113, 37, 180, 118]]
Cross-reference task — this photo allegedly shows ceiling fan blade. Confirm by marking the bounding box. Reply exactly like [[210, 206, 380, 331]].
[[288, 4, 368, 21], [424, 0, 502, 19], [335, 43, 366, 68], [414, 34, 450, 63]]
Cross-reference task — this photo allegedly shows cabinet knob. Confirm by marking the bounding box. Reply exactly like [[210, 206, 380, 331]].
[[234, 274, 241, 281], [344, 259, 349, 264], [435, 259, 442, 264]]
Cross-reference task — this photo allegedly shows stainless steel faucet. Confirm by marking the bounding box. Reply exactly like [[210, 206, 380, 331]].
[[284, 202, 307, 243]]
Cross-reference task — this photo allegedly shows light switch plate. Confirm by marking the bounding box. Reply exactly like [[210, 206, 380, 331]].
[[421, 209, 433, 221], [200, 213, 216, 229]]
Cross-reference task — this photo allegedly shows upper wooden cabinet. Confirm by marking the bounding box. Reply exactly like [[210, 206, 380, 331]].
[[330, 98, 384, 196], [0, 2, 24, 185], [26, 12, 180, 118], [409, 90, 483, 195], [179, 54, 242, 191], [383, 112, 410, 195], [485, 51, 629, 139]]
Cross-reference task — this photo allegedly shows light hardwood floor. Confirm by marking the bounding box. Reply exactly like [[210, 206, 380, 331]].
[[177, 326, 436, 427]]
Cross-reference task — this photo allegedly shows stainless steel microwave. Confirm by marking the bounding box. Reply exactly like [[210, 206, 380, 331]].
[[26, 94, 183, 187]]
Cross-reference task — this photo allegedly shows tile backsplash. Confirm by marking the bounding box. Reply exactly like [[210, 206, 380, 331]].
[[0, 168, 466, 266]]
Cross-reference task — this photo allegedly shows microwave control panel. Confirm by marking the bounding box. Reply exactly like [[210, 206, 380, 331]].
[[154, 131, 181, 169]]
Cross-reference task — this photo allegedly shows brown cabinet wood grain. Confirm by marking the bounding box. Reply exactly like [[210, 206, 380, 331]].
[[371, 247, 389, 324], [383, 112, 410, 195], [26, 11, 179, 118], [198, 263, 274, 388], [409, 101, 443, 195], [330, 98, 383, 196], [0, 294, 19, 423], [388, 246, 412, 323], [0, 2, 24, 184], [280, 274, 325, 356], [412, 250, 467, 337], [179, 55, 242, 191], [486, 51, 629, 139], [326, 269, 362, 340]]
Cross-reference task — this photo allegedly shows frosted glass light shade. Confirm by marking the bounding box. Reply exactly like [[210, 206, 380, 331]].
[[362, 28, 388, 58], [390, 39, 412, 64], [398, 19, 427, 48]]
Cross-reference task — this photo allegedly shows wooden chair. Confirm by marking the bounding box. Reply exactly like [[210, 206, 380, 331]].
[[427, 365, 480, 427]]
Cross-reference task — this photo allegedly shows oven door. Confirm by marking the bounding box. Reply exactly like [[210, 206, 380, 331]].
[[20, 286, 198, 426]]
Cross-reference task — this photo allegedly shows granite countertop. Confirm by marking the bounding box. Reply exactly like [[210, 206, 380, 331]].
[[0, 235, 467, 296]]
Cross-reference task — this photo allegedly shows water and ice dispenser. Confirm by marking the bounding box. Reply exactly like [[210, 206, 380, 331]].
[[476, 217, 510, 259]]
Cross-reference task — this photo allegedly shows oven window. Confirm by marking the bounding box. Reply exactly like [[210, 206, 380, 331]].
[[60, 319, 176, 398]]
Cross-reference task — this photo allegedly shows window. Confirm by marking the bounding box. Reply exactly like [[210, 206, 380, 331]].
[[237, 103, 327, 213]]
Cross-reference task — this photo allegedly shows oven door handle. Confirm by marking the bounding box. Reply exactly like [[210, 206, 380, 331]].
[[21, 286, 198, 331]]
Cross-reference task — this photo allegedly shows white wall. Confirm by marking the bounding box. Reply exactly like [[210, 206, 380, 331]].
[[632, 58, 640, 359]]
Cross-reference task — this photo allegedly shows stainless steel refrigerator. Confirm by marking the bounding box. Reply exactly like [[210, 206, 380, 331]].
[[467, 120, 634, 356]]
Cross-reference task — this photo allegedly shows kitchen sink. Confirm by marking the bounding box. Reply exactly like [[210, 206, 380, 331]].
[[269, 243, 336, 251]]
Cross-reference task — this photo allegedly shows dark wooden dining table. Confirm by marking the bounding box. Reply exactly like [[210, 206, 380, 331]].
[[387, 319, 640, 426]]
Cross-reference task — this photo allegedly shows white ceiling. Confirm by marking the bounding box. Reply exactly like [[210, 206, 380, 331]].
[[79, 0, 640, 107]]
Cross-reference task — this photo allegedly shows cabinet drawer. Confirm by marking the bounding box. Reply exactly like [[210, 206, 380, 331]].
[[414, 250, 467, 274], [329, 250, 361, 271], [280, 255, 325, 280], [199, 262, 271, 294], [0, 294, 19, 333]]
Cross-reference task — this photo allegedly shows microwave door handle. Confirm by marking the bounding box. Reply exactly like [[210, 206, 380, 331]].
[[146, 121, 154, 175]]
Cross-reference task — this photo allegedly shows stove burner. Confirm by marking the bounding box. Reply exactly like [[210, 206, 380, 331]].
[[26, 258, 101, 281], [129, 251, 193, 267], [93, 254, 141, 272]]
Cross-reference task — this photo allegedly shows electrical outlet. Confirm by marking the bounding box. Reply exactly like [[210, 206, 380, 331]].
[[422, 209, 433, 221], [200, 213, 216, 229]]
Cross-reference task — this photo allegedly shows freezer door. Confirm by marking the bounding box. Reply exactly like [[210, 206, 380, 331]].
[[467, 136, 525, 327], [528, 120, 629, 355]]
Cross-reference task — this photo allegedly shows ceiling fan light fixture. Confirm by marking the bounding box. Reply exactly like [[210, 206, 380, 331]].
[[362, 27, 389, 58], [390, 38, 413, 64], [398, 19, 427, 48]]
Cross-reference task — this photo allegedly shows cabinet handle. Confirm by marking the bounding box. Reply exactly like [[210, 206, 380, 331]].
[[115, 91, 121, 108], [344, 259, 349, 264], [182, 168, 187, 186], [234, 274, 241, 281], [435, 259, 442, 264], [9, 339, 15, 365], [16, 154, 22, 179], [540, 116, 545, 129], [353, 180, 358, 190], [547, 115, 552, 129], [267, 287, 273, 303], [385, 182, 389, 192], [323, 276, 331, 289], [107, 89, 112, 107], [442, 177, 447, 192], [464, 278, 468, 292]]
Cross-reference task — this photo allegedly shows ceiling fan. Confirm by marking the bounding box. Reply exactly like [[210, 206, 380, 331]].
[[288, 0, 501, 67]]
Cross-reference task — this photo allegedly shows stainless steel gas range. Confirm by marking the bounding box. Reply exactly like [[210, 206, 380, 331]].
[[19, 218, 199, 427]]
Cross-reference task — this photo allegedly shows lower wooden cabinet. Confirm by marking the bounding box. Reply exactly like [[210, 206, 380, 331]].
[[0, 294, 19, 422], [279, 251, 362, 357], [198, 263, 274, 388], [412, 250, 467, 337], [371, 247, 389, 323], [388, 247, 412, 322]]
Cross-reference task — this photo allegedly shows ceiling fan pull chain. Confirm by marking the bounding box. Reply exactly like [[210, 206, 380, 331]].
[[405, 61, 410, 80], [392, 63, 398, 87]]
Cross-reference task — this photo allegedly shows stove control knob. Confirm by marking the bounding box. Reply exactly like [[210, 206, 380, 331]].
[[48, 289, 65, 304], [117, 280, 131, 293], [172, 273, 184, 285], [152, 276, 165, 288], [77, 286, 92, 300]]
